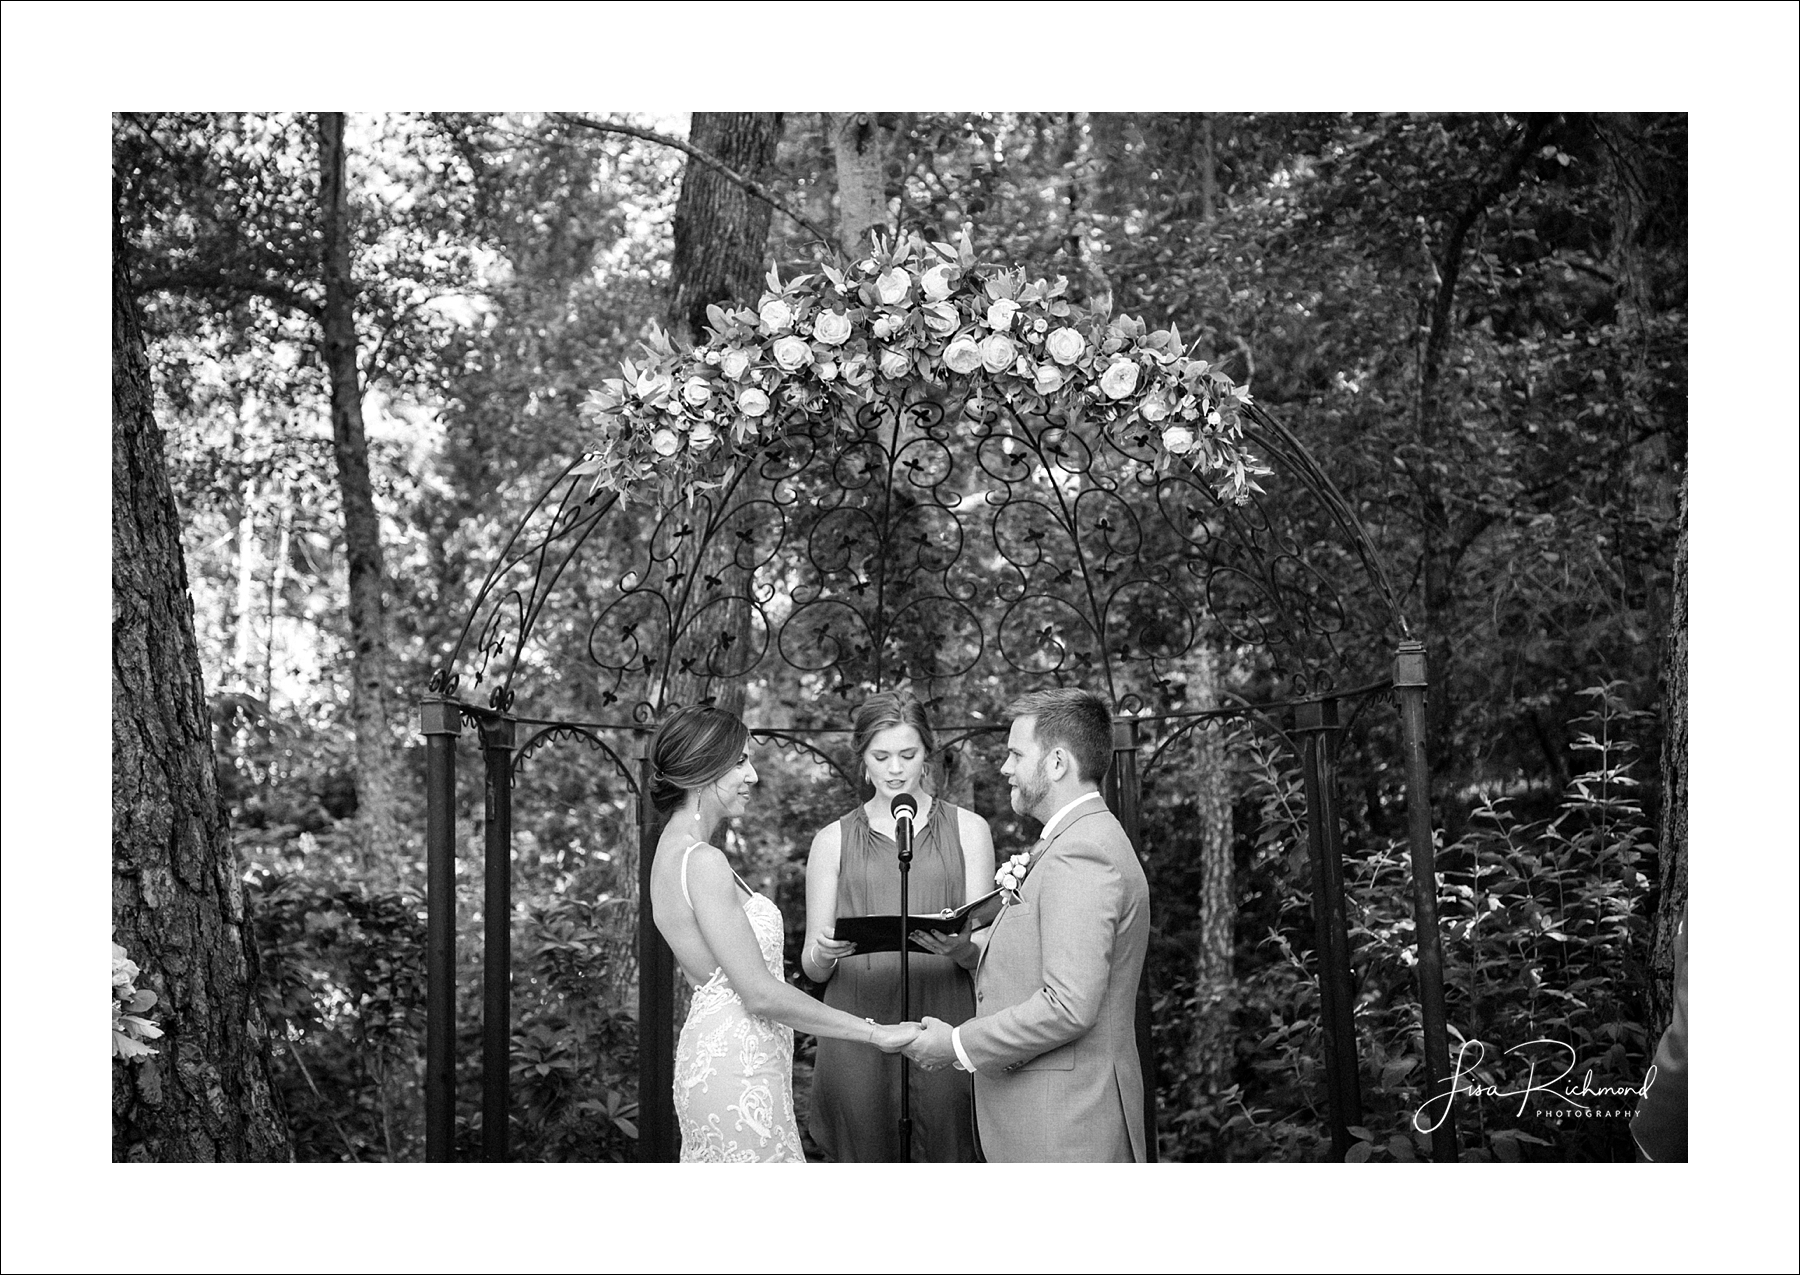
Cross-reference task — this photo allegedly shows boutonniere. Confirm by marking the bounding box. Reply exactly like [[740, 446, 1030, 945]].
[[995, 852, 1033, 899]]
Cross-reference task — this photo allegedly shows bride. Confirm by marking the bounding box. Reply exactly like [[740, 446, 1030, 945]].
[[647, 704, 922, 1162]]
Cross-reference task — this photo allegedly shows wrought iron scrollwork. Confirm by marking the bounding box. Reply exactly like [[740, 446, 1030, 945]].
[[430, 384, 1406, 722]]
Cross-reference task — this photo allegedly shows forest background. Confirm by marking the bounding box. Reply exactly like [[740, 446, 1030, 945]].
[[7, 7, 1800, 1274]]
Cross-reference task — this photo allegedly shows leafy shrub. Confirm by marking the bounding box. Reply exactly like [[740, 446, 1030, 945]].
[[1155, 681, 1655, 1161]]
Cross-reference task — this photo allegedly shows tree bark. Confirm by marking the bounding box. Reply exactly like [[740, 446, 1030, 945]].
[[113, 248, 292, 1163], [317, 112, 403, 869], [1186, 650, 1235, 1096], [1648, 474, 1686, 1038], [666, 113, 783, 346], [828, 112, 893, 255]]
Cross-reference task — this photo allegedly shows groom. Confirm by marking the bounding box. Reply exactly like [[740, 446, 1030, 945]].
[[905, 688, 1151, 1161]]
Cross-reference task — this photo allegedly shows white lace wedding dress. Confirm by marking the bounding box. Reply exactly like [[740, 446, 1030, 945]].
[[672, 845, 805, 1163]]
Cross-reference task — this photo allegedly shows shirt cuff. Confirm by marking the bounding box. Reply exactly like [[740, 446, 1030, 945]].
[[951, 1025, 977, 1074]]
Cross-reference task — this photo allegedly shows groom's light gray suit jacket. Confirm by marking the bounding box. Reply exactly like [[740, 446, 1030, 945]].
[[957, 801, 1150, 1162]]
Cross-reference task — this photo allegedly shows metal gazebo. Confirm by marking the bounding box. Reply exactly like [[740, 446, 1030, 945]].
[[420, 384, 1456, 1162]]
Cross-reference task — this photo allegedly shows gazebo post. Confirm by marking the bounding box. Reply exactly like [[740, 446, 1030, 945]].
[[1104, 715, 1159, 1163], [1295, 696, 1363, 1159], [419, 697, 461, 1162], [479, 715, 517, 1162], [636, 734, 679, 1162], [1394, 640, 1457, 1161]]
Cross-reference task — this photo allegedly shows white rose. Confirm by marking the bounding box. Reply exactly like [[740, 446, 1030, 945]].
[[737, 387, 770, 417], [813, 310, 853, 346], [688, 422, 717, 449], [871, 315, 897, 340], [920, 264, 955, 301], [650, 428, 681, 457], [1139, 393, 1170, 422], [980, 333, 1017, 374], [719, 349, 751, 381], [875, 267, 911, 305], [879, 349, 910, 379], [986, 299, 1020, 332], [1208, 409, 1223, 425], [1100, 359, 1140, 400], [1160, 424, 1197, 456], [816, 360, 839, 381], [944, 338, 983, 375], [635, 370, 672, 400], [772, 335, 812, 372], [680, 376, 712, 407], [922, 302, 958, 336], [1045, 328, 1086, 366], [1033, 318, 1048, 333], [758, 297, 794, 333], [1033, 364, 1066, 395]]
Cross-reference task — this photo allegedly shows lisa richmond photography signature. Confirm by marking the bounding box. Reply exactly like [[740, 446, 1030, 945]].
[[1413, 1038, 1655, 1133]]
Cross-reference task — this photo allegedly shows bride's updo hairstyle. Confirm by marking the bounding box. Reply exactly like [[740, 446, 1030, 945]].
[[850, 692, 941, 796], [650, 704, 751, 816]]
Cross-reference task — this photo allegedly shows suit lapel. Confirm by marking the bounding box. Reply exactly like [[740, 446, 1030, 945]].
[[976, 843, 1039, 983], [975, 800, 1111, 983]]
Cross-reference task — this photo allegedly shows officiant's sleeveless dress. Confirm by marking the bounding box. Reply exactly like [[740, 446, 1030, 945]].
[[672, 844, 805, 1163], [807, 799, 978, 1161]]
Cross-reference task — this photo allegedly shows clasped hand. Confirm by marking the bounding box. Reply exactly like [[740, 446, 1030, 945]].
[[869, 1020, 922, 1052], [901, 1015, 960, 1070]]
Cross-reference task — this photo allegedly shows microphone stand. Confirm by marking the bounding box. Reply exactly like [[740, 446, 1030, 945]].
[[892, 793, 916, 1163]]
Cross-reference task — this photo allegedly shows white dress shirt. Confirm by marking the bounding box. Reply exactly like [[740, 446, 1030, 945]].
[[951, 791, 1105, 1073]]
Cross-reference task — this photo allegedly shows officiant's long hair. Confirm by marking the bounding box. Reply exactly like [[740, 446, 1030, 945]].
[[850, 691, 951, 798], [649, 704, 750, 815]]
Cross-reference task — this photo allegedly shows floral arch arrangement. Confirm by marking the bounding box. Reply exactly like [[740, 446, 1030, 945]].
[[577, 229, 1267, 504]]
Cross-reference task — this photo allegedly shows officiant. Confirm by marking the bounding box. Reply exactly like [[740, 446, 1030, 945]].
[[800, 693, 997, 1162]]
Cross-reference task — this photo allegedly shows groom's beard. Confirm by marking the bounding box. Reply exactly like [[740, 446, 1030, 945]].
[[1009, 758, 1051, 822]]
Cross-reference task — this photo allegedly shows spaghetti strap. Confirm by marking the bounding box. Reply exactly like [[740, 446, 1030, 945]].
[[680, 844, 697, 909]]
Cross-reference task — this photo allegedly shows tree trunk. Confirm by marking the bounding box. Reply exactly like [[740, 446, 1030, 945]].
[[660, 111, 789, 720], [828, 112, 892, 255], [1198, 113, 1219, 224], [232, 476, 258, 687], [666, 113, 783, 345], [113, 249, 292, 1163], [317, 112, 402, 869], [1415, 115, 1553, 781], [1648, 474, 1686, 1038], [1186, 650, 1235, 1096], [1599, 112, 1656, 396], [1061, 112, 1111, 309]]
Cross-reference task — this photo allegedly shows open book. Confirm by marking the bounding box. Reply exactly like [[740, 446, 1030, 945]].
[[831, 887, 1008, 956]]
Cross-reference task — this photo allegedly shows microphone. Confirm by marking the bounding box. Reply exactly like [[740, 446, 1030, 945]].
[[891, 793, 917, 861]]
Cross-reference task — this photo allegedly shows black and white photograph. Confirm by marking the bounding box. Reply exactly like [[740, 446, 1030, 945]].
[[3, 4, 1797, 1272]]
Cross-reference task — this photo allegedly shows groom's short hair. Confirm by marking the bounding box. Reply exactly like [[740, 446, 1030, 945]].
[[1008, 687, 1112, 785]]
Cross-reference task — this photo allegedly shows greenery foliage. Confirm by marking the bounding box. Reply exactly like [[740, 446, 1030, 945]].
[[1148, 681, 1656, 1161]]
